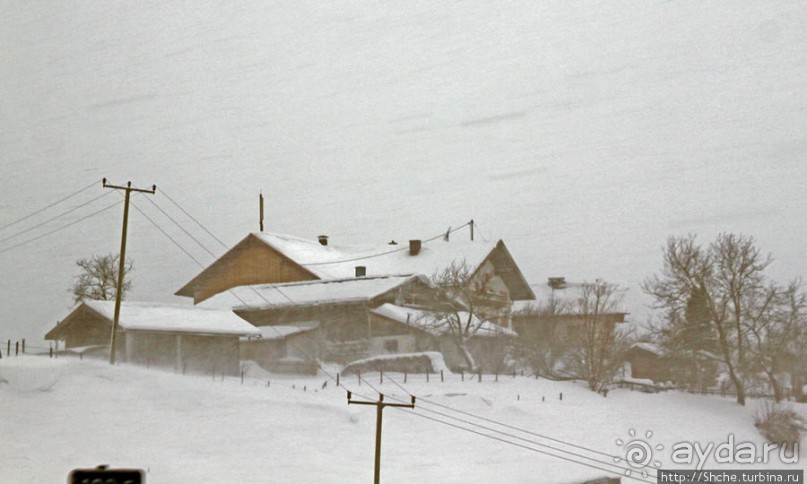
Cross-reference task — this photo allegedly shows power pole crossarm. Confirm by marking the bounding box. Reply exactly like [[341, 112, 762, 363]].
[[347, 392, 415, 484], [102, 179, 156, 365]]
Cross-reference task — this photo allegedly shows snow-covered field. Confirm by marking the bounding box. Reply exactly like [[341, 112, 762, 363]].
[[1, 356, 804, 483]]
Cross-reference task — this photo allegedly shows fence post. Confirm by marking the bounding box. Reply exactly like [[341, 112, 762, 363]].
[[22, 339, 25, 354], [6, 339, 9, 356], [16, 341, 19, 356], [559, 392, 563, 401], [50, 346, 53, 358], [426, 370, 430, 383], [380, 370, 383, 385], [404, 371, 407, 384], [358, 369, 361, 386], [336, 373, 340, 387], [440, 370, 444, 383], [478, 368, 482, 383], [495, 372, 498, 382], [241, 369, 244, 385], [461, 369, 464, 382]]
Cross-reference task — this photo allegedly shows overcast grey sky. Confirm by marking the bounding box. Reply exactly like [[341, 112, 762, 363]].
[[2, 0, 805, 344]]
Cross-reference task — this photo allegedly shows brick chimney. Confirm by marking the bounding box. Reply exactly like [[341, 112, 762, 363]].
[[317, 235, 329, 246], [355, 266, 366, 277], [409, 239, 421, 256]]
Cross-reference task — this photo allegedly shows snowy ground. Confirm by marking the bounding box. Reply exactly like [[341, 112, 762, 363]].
[[1, 356, 804, 483]]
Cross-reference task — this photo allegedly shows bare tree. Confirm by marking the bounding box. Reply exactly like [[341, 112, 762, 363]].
[[566, 280, 631, 392], [745, 279, 806, 402], [643, 233, 780, 405], [421, 259, 511, 371], [513, 294, 573, 377], [70, 253, 133, 304]]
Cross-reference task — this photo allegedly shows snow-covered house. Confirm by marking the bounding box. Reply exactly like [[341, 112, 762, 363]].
[[44, 301, 259, 375], [183, 232, 535, 370], [624, 342, 667, 382]]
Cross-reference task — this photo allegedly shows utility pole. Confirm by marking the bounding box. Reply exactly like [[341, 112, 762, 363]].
[[103, 178, 156, 364], [347, 392, 415, 484], [470, 219, 474, 241]]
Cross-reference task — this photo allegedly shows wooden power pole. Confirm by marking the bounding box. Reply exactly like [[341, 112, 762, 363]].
[[348, 392, 415, 484], [103, 178, 156, 364]]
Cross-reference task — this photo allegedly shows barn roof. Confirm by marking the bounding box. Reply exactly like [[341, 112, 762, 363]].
[[201, 274, 427, 311], [370, 303, 517, 338], [177, 232, 534, 301], [45, 301, 260, 339]]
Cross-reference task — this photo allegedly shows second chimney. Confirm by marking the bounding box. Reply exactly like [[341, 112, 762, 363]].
[[409, 239, 421, 256], [355, 266, 366, 277], [317, 235, 329, 246]]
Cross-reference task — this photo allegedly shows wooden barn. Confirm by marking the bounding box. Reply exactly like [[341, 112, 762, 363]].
[[45, 301, 260, 375]]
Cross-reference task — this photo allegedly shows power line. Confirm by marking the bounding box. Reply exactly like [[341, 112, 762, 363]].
[[0, 200, 122, 255], [158, 188, 229, 248], [129, 201, 208, 270], [0, 179, 99, 232], [0, 190, 114, 244], [143, 196, 220, 261], [379, 376, 649, 480], [392, 407, 654, 484]]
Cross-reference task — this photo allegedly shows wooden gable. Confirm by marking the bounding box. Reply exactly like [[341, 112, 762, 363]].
[[175, 234, 319, 303], [479, 241, 535, 301]]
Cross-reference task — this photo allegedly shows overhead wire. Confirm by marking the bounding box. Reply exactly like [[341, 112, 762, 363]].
[[391, 407, 654, 484], [0, 190, 114, 244], [0, 179, 99, 232], [0, 199, 122, 255]]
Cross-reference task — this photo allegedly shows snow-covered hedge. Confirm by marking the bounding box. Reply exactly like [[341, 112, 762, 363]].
[[342, 352, 448, 375]]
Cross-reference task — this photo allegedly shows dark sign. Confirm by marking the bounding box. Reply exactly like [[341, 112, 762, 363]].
[[68, 467, 144, 484]]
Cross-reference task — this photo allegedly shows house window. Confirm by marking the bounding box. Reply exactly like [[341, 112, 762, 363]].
[[384, 339, 399, 353]]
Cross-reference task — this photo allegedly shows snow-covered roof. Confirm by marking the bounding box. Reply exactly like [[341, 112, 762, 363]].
[[253, 322, 319, 340], [47, 301, 260, 338], [370, 303, 517, 338], [200, 275, 426, 310], [177, 232, 535, 301], [254, 232, 498, 280]]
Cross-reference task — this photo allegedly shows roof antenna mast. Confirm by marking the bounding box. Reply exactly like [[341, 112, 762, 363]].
[[259, 192, 264, 232], [470, 219, 474, 241]]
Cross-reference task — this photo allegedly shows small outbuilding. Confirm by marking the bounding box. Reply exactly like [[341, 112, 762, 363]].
[[45, 300, 260, 375]]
